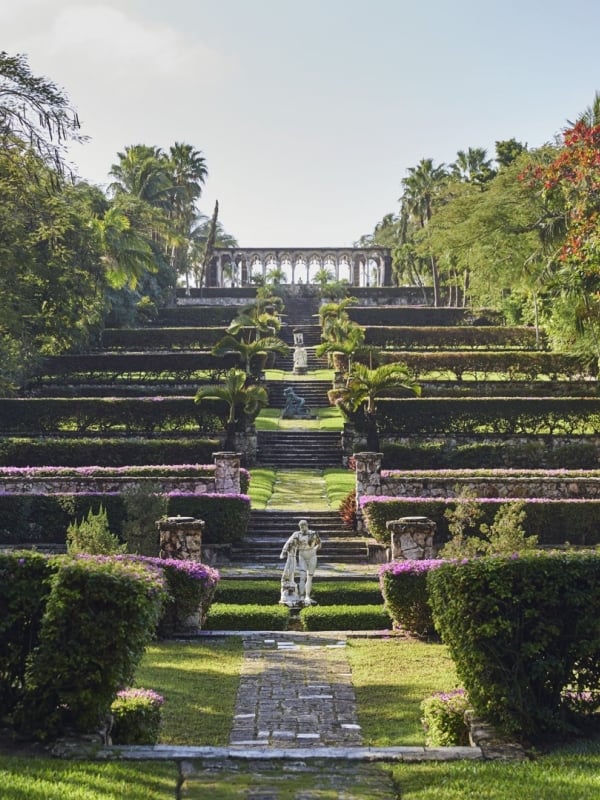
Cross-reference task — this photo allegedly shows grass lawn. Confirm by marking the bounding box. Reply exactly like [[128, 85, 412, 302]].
[[255, 406, 343, 431], [133, 639, 243, 745]]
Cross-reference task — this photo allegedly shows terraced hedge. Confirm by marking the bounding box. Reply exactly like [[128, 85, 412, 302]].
[[156, 306, 239, 327], [356, 350, 591, 380], [0, 397, 228, 436], [359, 397, 600, 437], [363, 326, 542, 350], [347, 306, 503, 326], [39, 352, 240, 379], [102, 328, 246, 350]]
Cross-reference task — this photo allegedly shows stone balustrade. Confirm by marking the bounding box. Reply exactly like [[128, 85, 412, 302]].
[[387, 517, 437, 560]]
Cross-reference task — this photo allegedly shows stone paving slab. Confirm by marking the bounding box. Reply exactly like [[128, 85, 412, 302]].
[[230, 634, 363, 748]]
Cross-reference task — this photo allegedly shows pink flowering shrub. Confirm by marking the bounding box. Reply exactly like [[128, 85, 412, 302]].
[[379, 559, 447, 637], [110, 687, 165, 744]]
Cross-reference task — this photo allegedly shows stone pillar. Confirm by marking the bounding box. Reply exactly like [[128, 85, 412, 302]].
[[386, 517, 437, 560], [214, 451, 241, 494], [354, 451, 383, 531], [157, 516, 204, 561]]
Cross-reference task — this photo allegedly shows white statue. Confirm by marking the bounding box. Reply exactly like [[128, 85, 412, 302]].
[[293, 345, 308, 373], [279, 519, 321, 607]]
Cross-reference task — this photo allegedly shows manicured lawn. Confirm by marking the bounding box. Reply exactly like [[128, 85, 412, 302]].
[[323, 467, 354, 508], [246, 466, 277, 508], [0, 759, 176, 800], [133, 639, 243, 745], [255, 406, 343, 431]]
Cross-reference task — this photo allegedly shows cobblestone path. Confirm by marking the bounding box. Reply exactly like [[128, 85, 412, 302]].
[[230, 633, 363, 747]]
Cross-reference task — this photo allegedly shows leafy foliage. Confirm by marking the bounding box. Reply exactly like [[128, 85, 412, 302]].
[[66, 504, 126, 555]]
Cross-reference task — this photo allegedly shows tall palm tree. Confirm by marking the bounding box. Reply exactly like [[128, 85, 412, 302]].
[[108, 145, 170, 206], [451, 147, 495, 184], [400, 158, 448, 305]]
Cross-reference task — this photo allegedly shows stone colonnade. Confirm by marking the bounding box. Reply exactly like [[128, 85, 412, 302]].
[[207, 247, 392, 288]]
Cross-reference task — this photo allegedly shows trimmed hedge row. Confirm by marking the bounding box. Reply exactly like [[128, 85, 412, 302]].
[[205, 603, 289, 630], [363, 326, 542, 350], [214, 579, 382, 606], [0, 492, 251, 545], [381, 440, 600, 470], [362, 397, 600, 436], [299, 604, 391, 631], [156, 306, 240, 327], [0, 397, 228, 436], [102, 327, 251, 351], [428, 553, 600, 738], [357, 350, 592, 381], [39, 352, 240, 379], [0, 437, 221, 467], [347, 306, 503, 327], [361, 496, 600, 546]]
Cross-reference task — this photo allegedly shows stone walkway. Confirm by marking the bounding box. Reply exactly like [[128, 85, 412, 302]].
[[230, 633, 362, 747]]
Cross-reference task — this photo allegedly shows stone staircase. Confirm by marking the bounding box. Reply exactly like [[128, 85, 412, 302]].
[[256, 430, 342, 468], [231, 510, 379, 564]]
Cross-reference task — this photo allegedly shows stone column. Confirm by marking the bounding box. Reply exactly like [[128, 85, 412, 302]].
[[386, 517, 437, 560], [214, 451, 241, 494], [354, 451, 383, 532], [157, 516, 204, 561]]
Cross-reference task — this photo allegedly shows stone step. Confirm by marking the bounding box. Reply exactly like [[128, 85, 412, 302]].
[[257, 431, 342, 468], [267, 379, 332, 408]]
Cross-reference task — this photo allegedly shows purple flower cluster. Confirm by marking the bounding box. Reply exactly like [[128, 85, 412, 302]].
[[379, 559, 448, 577], [381, 468, 600, 478], [362, 495, 600, 507], [432, 688, 467, 703], [0, 464, 216, 478], [123, 555, 220, 587], [116, 687, 164, 706]]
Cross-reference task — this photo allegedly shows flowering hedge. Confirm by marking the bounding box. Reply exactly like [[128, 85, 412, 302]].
[[110, 687, 164, 745], [379, 559, 447, 637], [361, 495, 600, 546], [421, 689, 470, 746]]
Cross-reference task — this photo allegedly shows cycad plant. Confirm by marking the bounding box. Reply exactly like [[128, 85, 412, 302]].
[[194, 368, 268, 450], [333, 362, 421, 450]]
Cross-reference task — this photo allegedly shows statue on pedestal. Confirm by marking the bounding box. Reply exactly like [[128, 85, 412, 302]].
[[279, 519, 321, 607], [281, 386, 315, 419]]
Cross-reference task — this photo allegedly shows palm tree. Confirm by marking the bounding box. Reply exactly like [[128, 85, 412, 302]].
[[333, 363, 421, 450], [108, 145, 170, 206], [401, 158, 448, 305], [91, 201, 156, 289], [451, 147, 495, 184], [194, 368, 268, 450], [211, 334, 288, 378]]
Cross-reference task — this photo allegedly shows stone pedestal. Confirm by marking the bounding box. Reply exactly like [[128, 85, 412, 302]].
[[157, 516, 204, 561], [214, 452, 241, 494], [387, 516, 437, 560], [354, 451, 383, 531]]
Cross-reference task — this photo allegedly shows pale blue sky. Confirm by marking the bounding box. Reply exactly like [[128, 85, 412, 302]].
[[3, 0, 600, 246]]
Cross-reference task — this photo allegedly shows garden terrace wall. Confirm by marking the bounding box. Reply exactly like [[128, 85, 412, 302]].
[[176, 287, 257, 302], [101, 327, 248, 351], [39, 352, 240, 380], [156, 306, 240, 326], [0, 437, 221, 467], [343, 287, 435, 305], [412, 381, 598, 398], [348, 306, 503, 326], [361, 397, 600, 436], [363, 326, 542, 350], [361, 496, 600, 547], [376, 436, 600, 469], [357, 350, 592, 381], [0, 397, 228, 436]]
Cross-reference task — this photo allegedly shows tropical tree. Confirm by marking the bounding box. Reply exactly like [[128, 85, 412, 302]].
[[194, 368, 268, 450], [400, 158, 448, 305], [0, 50, 84, 176], [333, 363, 421, 450], [211, 334, 288, 379], [451, 147, 495, 185]]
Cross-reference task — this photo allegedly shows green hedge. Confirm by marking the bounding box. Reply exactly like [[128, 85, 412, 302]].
[[299, 604, 391, 631], [357, 350, 591, 381], [381, 440, 600, 470], [102, 327, 259, 351], [214, 579, 382, 606], [361, 397, 600, 437], [363, 326, 541, 350], [0, 492, 250, 545], [0, 437, 221, 467], [16, 556, 167, 739], [204, 603, 289, 630], [110, 688, 164, 745], [361, 496, 600, 546], [347, 306, 503, 327], [428, 553, 600, 738], [380, 560, 441, 637], [39, 352, 240, 380], [0, 397, 227, 436], [156, 306, 240, 327]]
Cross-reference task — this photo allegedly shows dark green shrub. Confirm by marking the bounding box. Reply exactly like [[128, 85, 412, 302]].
[[205, 603, 289, 630], [363, 326, 541, 350], [299, 604, 391, 631], [427, 553, 600, 739], [110, 688, 164, 745], [215, 579, 280, 605], [0, 552, 54, 719], [167, 493, 250, 544], [17, 557, 167, 739], [379, 560, 445, 637], [421, 690, 470, 746], [122, 484, 167, 556], [311, 580, 382, 606], [0, 437, 221, 467]]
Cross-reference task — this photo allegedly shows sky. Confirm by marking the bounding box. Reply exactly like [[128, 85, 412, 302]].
[[3, 0, 600, 248]]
